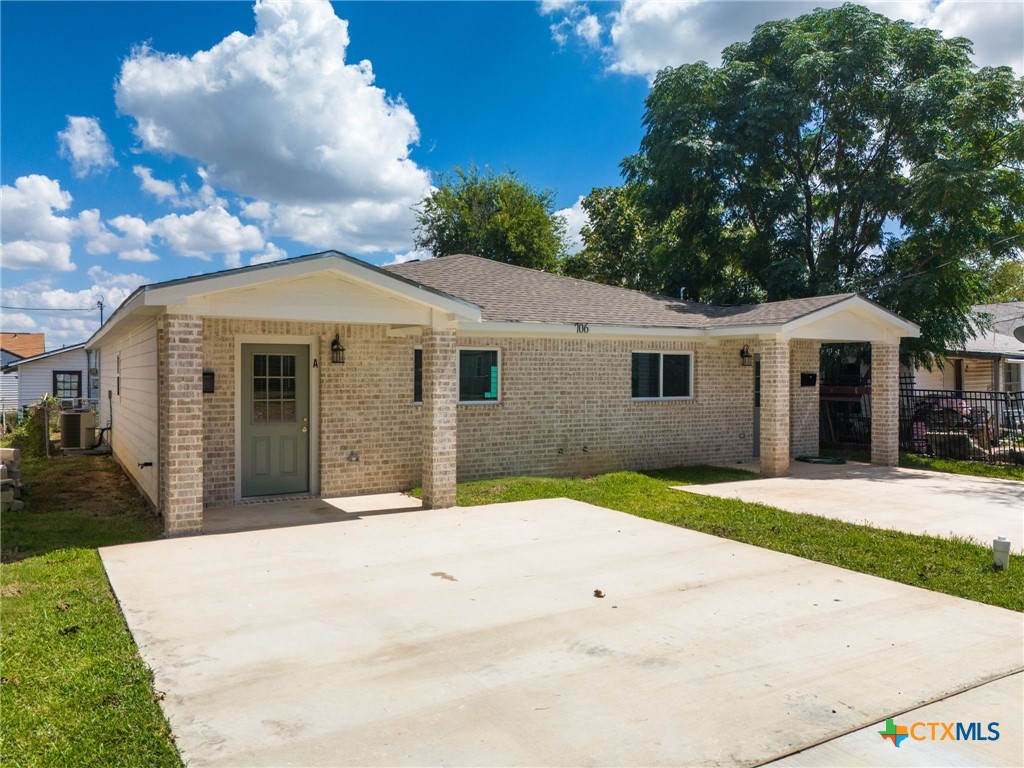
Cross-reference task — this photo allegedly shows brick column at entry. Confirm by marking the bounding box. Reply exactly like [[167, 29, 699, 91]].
[[158, 314, 204, 535], [759, 338, 791, 477], [871, 341, 900, 467], [421, 328, 457, 509]]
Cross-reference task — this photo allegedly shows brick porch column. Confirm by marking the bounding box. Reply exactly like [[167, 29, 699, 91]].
[[760, 338, 791, 477], [871, 341, 900, 467], [158, 314, 204, 535], [421, 328, 457, 509]]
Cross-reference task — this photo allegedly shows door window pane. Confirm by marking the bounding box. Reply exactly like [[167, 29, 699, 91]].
[[252, 353, 298, 423]]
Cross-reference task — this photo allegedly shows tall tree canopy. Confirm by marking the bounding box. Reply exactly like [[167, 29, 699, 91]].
[[414, 166, 567, 271], [582, 3, 1024, 356]]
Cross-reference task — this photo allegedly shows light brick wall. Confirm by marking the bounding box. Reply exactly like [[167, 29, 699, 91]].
[[456, 337, 758, 480], [759, 338, 791, 477], [871, 341, 899, 467], [198, 322, 774, 505], [421, 329, 457, 508], [790, 340, 821, 459], [158, 314, 204, 535], [201, 320, 424, 507]]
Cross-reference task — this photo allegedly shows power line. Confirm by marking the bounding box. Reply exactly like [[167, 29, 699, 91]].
[[1, 304, 99, 313]]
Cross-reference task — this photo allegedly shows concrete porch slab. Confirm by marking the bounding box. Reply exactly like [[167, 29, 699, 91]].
[[680, 461, 1024, 552], [101, 498, 1023, 767], [203, 493, 423, 534]]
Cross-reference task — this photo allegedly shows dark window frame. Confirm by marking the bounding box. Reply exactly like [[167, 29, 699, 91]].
[[53, 370, 83, 401], [413, 348, 423, 404], [631, 351, 694, 400], [457, 348, 501, 404]]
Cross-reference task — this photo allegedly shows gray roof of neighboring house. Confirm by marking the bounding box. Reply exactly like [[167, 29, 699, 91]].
[[972, 302, 1024, 337], [0, 343, 87, 372], [958, 330, 1024, 358], [386, 254, 856, 329]]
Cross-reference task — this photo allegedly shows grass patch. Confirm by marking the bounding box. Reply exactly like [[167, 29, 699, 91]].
[[443, 465, 1023, 612], [899, 453, 1024, 482], [1, 455, 181, 767]]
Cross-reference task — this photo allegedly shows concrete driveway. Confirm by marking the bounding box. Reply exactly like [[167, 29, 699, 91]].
[[681, 461, 1024, 551], [100, 499, 1023, 767]]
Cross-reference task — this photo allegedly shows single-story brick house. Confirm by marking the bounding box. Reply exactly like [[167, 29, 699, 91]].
[[87, 251, 919, 535]]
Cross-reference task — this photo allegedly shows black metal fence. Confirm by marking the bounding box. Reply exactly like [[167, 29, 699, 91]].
[[899, 388, 1024, 465]]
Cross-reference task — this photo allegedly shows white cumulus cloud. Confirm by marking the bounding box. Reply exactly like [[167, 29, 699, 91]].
[[153, 206, 265, 267], [0, 175, 79, 271], [114, 0, 431, 253], [547, 1, 1024, 78], [57, 116, 117, 177], [556, 196, 589, 255], [1, 267, 150, 346]]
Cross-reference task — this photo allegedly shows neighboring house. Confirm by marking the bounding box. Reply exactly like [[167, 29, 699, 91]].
[[907, 302, 1024, 393], [0, 350, 24, 414], [0, 343, 91, 409], [86, 251, 919, 536], [0, 334, 45, 414]]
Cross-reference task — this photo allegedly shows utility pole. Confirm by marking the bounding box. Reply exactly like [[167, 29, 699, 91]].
[[97, 299, 104, 325]]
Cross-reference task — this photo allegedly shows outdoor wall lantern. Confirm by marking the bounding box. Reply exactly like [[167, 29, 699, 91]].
[[740, 345, 753, 367], [331, 333, 345, 365]]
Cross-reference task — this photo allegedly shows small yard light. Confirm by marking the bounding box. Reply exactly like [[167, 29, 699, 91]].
[[330, 333, 345, 365], [740, 345, 753, 367]]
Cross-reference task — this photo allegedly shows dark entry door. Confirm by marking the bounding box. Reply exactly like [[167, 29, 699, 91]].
[[241, 344, 310, 496]]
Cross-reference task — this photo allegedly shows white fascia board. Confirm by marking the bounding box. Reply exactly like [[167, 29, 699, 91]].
[[706, 324, 784, 337], [146, 257, 482, 322], [458, 321, 706, 338]]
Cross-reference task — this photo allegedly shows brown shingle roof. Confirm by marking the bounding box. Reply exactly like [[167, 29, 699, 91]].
[[385, 254, 855, 329], [0, 333, 45, 358]]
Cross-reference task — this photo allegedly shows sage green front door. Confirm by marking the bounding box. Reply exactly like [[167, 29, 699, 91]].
[[241, 344, 310, 497]]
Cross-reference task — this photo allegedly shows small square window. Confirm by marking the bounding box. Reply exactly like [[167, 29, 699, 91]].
[[458, 349, 499, 403]]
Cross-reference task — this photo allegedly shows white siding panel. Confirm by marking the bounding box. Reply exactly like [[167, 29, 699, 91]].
[[913, 364, 949, 390], [102, 320, 159, 506], [0, 371, 18, 411], [16, 348, 89, 407], [964, 360, 995, 391]]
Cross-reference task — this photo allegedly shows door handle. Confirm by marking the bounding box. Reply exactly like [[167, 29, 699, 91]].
[[301, 426, 308, 433]]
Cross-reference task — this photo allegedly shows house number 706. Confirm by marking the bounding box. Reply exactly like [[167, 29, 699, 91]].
[[575, 323, 589, 334]]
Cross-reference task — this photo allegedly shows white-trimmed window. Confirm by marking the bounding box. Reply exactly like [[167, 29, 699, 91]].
[[632, 351, 693, 400], [458, 348, 500, 404]]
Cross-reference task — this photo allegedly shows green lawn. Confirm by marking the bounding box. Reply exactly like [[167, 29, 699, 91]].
[[439, 465, 1024, 612], [899, 453, 1024, 482], [1, 455, 181, 768]]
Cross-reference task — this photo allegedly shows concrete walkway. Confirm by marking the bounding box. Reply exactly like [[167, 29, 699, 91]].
[[101, 499, 1023, 767], [679, 461, 1023, 552]]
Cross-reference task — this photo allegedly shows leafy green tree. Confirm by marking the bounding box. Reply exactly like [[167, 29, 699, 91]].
[[414, 166, 567, 271], [624, 3, 1024, 356], [561, 186, 664, 292], [985, 260, 1024, 303]]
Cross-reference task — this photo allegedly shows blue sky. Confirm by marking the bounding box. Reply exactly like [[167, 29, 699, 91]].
[[2, 1, 1021, 348]]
